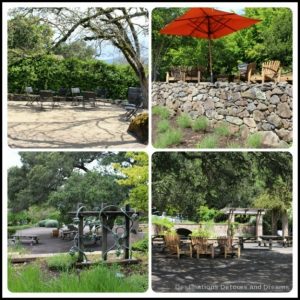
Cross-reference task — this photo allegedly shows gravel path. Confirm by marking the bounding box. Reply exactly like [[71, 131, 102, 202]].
[[8, 101, 146, 148]]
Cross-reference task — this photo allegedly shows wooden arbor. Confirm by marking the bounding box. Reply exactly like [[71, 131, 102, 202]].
[[69, 204, 138, 263], [221, 207, 266, 238]]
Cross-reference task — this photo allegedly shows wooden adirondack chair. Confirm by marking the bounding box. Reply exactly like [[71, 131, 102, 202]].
[[182, 66, 202, 83], [164, 234, 190, 259], [249, 60, 281, 83], [166, 66, 185, 83], [235, 62, 256, 82], [190, 237, 214, 259], [217, 236, 240, 259]]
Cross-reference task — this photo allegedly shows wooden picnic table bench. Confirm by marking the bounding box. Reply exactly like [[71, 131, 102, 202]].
[[60, 230, 77, 240], [258, 235, 292, 250], [238, 236, 259, 249], [12, 235, 39, 245]]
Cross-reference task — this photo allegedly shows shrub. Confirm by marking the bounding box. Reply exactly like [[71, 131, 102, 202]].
[[246, 133, 263, 148], [192, 116, 209, 132], [197, 205, 218, 222], [157, 119, 170, 133], [46, 254, 77, 271], [214, 122, 231, 136], [227, 142, 241, 149], [190, 228, 212, 238], [197, 135, 218, 148], [154, 129, 182, 148], [8, 210, 30, 226], [152, 216, 174, 234], [152, 105, 170, 119], [45, 219, 59, 228], [8, 228, 16, 237], [38, 219, 48, 227], [27, 205, 60, 224], [131, 237, 148, 252], [176, 113, 192, 128]]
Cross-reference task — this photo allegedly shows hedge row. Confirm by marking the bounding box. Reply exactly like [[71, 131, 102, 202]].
[[8, 55, 139, 99]]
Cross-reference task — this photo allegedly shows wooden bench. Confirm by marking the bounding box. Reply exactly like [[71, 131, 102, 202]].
[[12, 235, 39, 245], [238, 236, 259, 249], [60, 230, 77, 240]]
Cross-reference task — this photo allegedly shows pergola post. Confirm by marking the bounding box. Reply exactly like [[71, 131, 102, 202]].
[[125, 204, 130, 259], [256, 210, 263, 237]]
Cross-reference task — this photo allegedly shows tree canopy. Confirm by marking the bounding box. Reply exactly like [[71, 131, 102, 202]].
[[152, 152, 292, 222], [152, 7, 292, 81], [8, 7, 149, 103], [8, 152, 148, 223]]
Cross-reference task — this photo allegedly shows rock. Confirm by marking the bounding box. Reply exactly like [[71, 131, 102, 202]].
[[271, 87, 284, 95], [203, 99, 215, 110], [260, 131, 281, 148], [235, 100, 248, 106], [256, 103, 268, 111], [243, 117, 256, 128], [278, 140, 290, 148], [265, 90, 272, 100], [193, 94, 205, 101], [267, 113, 282, 128], [268, 105, 276, 113], [253, 110, 265, 122], [270, 95, 280, 104], [205, 110, 217, 119], [277, 103, 292, 118], [127, 113, 148, 144], [281, 119, 292, 129], [280, 94, 288, 102], [182, 101, 193, 112], [237, 109, 250, 118], [242, 89, 256, 99], [232, 92, 241, 101], [276, 128, 292, 142], [240, 125, 250, 139], [254, 88, 266, 100], [192, 102, 205, 115], [215, 102, 224, 108], [214, 114, 224, 120], [261, 122, 275, 131], [247, 102, 256, 112], [226, 116, 243, 125], [228, 124, 240, 135]]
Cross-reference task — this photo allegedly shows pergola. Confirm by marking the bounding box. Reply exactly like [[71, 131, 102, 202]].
[[221, 207, 267, 237]]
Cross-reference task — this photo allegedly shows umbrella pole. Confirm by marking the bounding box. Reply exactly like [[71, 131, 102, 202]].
[[208, 38, 213, 83]]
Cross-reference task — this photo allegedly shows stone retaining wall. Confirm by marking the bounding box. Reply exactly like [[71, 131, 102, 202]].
[[152, 81, 293, 147]]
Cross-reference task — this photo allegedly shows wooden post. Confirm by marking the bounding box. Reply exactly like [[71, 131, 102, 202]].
[[125, 204, 130, 259], [78, 215, 84, 262], [256, 211, 263, 238]]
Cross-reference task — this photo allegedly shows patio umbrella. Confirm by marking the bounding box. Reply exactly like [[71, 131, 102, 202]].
[[160, 8, 260, 82]]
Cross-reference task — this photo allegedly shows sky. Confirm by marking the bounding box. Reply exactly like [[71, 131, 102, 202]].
[[7, 150, 22, 168]]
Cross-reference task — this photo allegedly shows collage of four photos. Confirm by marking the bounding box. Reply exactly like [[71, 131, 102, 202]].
[[3, 2, 297, 297]]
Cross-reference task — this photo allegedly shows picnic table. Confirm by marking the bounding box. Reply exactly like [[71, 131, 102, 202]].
[[238, 236, 259, 249], [258, 235, 292, 249], [12, 235, 39, 245], [60, 230, 77, 240]]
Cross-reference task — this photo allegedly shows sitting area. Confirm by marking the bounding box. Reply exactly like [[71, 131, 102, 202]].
[[12, 235, 39, 245], [217, 236, 240, 258], [190, 236, 214, 259], [249, 60, 281, 83]]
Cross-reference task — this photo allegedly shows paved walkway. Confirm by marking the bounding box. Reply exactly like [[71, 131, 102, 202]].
[[11, 227, 144, 255], [152, 243, 293, 293], [8, 101, 146, 148]]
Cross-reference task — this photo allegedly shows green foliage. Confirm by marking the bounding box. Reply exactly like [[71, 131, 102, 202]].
[[152, 8, 292, 81], [190, 228, 212, 238], [45, 219, 59, 228], [27, 205, 60, 224], [246, 133, 263, 148], [152, 105, 170, 119], [113, 152, 148, 213], [8, 55, 139, 98], [131, 237, 148, 252], [8, 262, 147, 292], [192, 116, 209, 132], [157, 119, 171, 133], [8, 228, 16, 237], [46, 254, 77, 271], [152, 216, 174, 230], [152, 152, 292, 222], [197, 135, 218, 148], [8, 210, 29, 226], [227, 142, 241, 149], [197, 205, 218, 222], [214, 123, 231, 137], [154, 129, 182, 148], [176, 113, 192, 128]]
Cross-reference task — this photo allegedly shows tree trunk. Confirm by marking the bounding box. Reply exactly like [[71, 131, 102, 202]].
[[281, 210, 289, 237]]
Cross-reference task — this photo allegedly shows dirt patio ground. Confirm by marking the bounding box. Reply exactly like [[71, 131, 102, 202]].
[[8, 101, 146, 148], [152, 243, 293, 293]]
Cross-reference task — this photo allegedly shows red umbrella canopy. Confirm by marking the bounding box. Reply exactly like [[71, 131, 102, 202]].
[[160, 7, 260, 39]]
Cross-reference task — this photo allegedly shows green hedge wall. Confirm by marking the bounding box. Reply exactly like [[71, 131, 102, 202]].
[[8, 55, 139, 99]]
